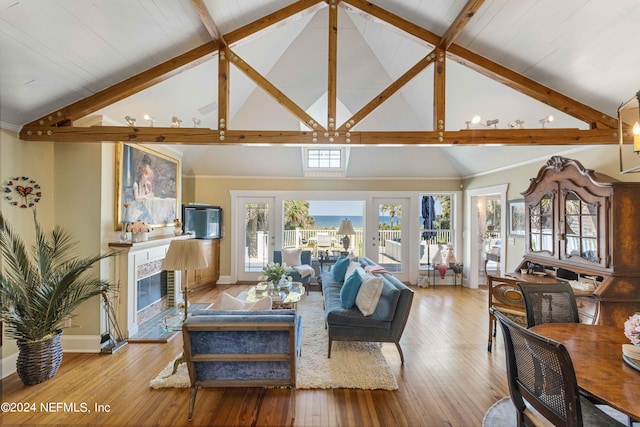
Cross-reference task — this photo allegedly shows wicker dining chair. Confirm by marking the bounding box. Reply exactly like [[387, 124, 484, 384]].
[[491, 308, 625, 427], [517, 282, 580, 328]]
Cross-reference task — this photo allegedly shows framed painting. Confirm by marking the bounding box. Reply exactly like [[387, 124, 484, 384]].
[[115, 143, 180, 229], [508, 199, 525, 237]]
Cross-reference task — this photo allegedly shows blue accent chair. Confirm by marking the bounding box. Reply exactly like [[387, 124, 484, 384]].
[[274, 250, 313, 284], [182, 309, 301, 421]]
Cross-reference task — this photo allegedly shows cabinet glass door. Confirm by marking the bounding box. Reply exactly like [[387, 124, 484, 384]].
[[564, 191, 598, 263], [529, 192, 555, 254]]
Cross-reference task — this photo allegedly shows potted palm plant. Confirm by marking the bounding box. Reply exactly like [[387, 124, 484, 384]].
[[0, 210, 114, 385]]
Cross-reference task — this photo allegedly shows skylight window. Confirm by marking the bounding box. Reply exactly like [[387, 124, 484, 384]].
[[307, 149, 341, 168]]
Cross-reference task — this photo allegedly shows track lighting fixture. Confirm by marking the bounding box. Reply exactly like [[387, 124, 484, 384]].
[[170, 117, 182, 128], [124, 116, 136, 127], [143, 114, 155, 127], [192, 117, 201, 128], [485, 119, 499, 128], [509, 120, 524, 129], [539, 115, 554, 127]]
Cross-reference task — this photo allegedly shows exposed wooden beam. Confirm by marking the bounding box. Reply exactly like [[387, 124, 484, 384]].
[[191, 0, 226, 48], [224, 0, 326, 46], [218, 51, 229, 132], [19, 125, 619, 146], [433, 48, 446, 134], [342, 0, 440, 46], [26, 42, 218, 127], [226, 48, 326, 132], [328, 0, 338, 131], [338, 51, 437, 131], [447, 44, 618, 130], [439, 0, 485, 50]]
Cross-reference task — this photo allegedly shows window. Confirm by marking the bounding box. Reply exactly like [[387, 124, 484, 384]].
[[302, 147, 350, 177]]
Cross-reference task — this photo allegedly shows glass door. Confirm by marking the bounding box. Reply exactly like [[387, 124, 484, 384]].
[[237, 197, 276, 281], [370, 198, 409, 281]]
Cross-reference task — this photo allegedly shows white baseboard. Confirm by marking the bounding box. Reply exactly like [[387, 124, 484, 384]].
[[1, 334, 105, 380], [217, 275, 233, 284], [61, 334, 101, 353], [1, 351, 18, 379]]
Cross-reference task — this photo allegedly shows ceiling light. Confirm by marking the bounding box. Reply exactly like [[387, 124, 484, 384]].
[[143, 114, 155, 127], [539, 115, 554, 127], [192, 117, 201, 128], [170, 117, 182, 128], [509, 120, 524, 129], [124, 116, 136, 126]]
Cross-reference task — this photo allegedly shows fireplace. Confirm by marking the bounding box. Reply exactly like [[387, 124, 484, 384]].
[[109, 236, 187, 338]]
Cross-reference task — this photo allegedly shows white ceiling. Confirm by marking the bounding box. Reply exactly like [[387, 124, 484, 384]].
[[1, 0, 639, 178]]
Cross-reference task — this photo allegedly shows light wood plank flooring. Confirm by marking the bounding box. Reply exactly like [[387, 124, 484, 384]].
[[0, 284, 509, 426]]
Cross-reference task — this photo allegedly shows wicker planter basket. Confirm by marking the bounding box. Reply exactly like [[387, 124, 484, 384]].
[[16, 331, 63, 385]]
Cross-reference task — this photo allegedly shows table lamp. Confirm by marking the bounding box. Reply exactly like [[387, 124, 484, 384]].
[[337, 218, 355, 251], [162, 239, 208, 321]]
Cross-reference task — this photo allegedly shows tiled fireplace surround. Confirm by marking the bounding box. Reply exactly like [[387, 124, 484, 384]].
[[110, 235, 189, 338]]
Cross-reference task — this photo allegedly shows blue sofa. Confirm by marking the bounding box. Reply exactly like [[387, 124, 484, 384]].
[[181, 309, 301, 420], [320, 257, 413, 364], [274, 249, 313, 284]]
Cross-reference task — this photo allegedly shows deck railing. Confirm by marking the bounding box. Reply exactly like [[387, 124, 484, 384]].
[[283, 228, 453, 255]]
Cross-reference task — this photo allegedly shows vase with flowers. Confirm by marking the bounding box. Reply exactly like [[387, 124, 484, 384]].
[[623, 312, 640, 360], [127, 221, 151, 242], [260, 262, 292, 294]]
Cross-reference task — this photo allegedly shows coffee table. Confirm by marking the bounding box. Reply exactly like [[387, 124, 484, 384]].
[[247, 281, 305, 309]]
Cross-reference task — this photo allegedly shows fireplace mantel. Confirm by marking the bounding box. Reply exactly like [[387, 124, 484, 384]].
[[109, 234, 190, 337]]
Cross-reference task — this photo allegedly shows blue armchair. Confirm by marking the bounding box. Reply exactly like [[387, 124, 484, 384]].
[[274, 249, 314, 284]]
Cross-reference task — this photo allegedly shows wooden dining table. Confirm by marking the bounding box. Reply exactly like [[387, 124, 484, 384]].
[[530, 323, 640, 421]]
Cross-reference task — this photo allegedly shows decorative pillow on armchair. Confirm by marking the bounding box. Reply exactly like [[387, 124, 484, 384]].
[[282, 247, 302, 266], [220, 292, 272, 310]]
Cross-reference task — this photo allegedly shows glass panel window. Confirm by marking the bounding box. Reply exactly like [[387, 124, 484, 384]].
[[307, 149, 341, 168], [529, 193, 554, 253]]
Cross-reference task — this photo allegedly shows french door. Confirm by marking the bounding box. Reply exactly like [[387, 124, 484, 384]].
[[369, 197, 409, 282], [236, 197, 276, 282]]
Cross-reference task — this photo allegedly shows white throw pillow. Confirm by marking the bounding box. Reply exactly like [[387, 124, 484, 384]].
[[220, 292, 272, 310], [344, 261, 363, 282], [355, 275, 384, 316], [282, 247, 302, 267]]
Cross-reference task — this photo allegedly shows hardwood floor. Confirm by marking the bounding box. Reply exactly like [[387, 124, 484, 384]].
[[0, 284, 509, 426]]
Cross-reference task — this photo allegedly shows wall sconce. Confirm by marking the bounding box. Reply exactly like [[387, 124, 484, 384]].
[[124, 116, 136, 127], [170, 117, 182, 128], [509, 120, 524, 129], [192, 117, 201, 128], [539, 115, 554, 127], [143, 114, 155, 127]]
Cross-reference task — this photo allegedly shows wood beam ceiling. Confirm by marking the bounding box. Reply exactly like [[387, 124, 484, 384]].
[[20, 0, 619, 146]]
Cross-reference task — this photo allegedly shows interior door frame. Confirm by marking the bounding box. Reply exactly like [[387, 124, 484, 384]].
[[465, 184, 508, 289]]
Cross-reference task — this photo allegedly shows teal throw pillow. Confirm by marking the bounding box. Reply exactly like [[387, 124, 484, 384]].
[[332, 256, 350, 282], [340, 270, 363, 309]]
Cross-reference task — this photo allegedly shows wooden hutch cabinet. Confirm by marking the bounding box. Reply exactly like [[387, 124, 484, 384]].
[[187, 238, 220, 289], [518, 156, 640, 326]]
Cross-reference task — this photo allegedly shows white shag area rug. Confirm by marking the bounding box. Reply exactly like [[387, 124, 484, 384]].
[[150, 291, 398, 390]]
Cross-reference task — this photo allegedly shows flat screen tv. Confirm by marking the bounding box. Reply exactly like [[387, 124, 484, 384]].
[[182, 204, 222, 239]]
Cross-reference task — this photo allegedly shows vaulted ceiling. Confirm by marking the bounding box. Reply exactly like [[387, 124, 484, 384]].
[[2, 0, 639, 178]]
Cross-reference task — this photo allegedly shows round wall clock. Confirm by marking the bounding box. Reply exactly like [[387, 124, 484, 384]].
[[4, 176, 42, 208]]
